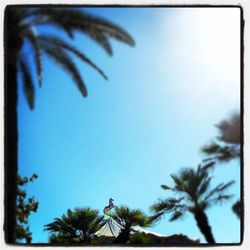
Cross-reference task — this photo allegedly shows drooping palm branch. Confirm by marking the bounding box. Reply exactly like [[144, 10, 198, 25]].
[[10, 6, 135, 109]]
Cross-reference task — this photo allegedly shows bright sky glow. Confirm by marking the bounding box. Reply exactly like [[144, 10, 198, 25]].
[[18, 7, 241, 244]]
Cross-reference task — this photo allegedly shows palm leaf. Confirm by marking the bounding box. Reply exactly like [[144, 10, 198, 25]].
[[38, 35, 107, 80], [161, 184, 172, 190], [88, 33, 113, 55], [171, 174, 184, 192], [169, 210, 184, 221], [150, 198, 184, 213], [24, 29, 43, 86], [205, 180, 235, 201], [211, 194, 234, 205], [19, 56, 35, 109], [151, 198, 187, 223], [32, 8, 135, 48], [216, 180, 235, 192], [148, 212, 164, 223], [110, 206, 151, 228], [202, 143, 237, 162], [200, 161, 216, 171], [41, 44, 87, 97], [201, 142, 221, 155], [198, 177, 211, 196]]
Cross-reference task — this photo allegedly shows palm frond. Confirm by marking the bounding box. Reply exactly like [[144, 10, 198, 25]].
[[198, 177, 211, 196], [151, 198, 187, 223], [150, 198, 184, 213], [38, 35, 107, 80], [169, 210, 184, 221], [19, 56, 35, 109], [171, 174, 184, 192], [24, 28, 43, 86], [199, 161, 216, 172], [88, 33, 113, 55], [204, 180, 235, 201], [217, 146, 239, 162], [44, 218, 63, 232], [41, 43, 87, 97], [78, 12, 135, 46], [161, 184, 172, 190], [201, 142, 221, 156], [110, 206, 151, 228], [211, 194, 234, 205], [30, 8, 135, 55], [148, 212, 164, 223], [32, 8, 135, 49], [202, 143, 238, 163], [216, 180, 235, 192]]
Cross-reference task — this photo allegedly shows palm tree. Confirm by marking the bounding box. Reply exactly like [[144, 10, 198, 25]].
[[201, 112, 241, 219], [150, 162, 234, 244], [5, 6, 134, 243], [44, 207, 105, 244], [109, 206, 152, 244]]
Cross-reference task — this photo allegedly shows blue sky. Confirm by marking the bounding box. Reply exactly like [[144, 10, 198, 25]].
[[18, 7, 241, 243]]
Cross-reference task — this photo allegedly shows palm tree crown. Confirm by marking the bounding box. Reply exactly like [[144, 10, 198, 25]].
[[109, 206, 152, 244], [151, 162, 234, 243], [110, 206, 151, 228], [7, 6, 135, 109], [44, 207, 105, 244]]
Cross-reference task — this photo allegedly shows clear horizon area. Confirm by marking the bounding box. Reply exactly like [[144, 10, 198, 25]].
[[18, 7, 241, 243]]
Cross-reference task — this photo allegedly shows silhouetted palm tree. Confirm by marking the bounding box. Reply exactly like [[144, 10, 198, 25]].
[[5, 6, 134, 243], [201, 112, 241, 219], [109, 206, 152, 244], [151, 162, 234, 244], [44, 207, 105, 244]]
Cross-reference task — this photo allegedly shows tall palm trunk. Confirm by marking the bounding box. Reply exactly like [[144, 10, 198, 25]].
[[4, 8, 21, 243], [193, 209, 215, 244], [4, 61, 18, 244]]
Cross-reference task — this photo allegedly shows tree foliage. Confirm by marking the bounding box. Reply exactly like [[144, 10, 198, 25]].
[[16, 174, 39, 243], [44, 207, 105, 244], [110, 206, 151, 228], [201, 112, 241, 219], [7, 6, 135, 109], [109, 206, 152, 244], [151, 162, 234, 243]]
